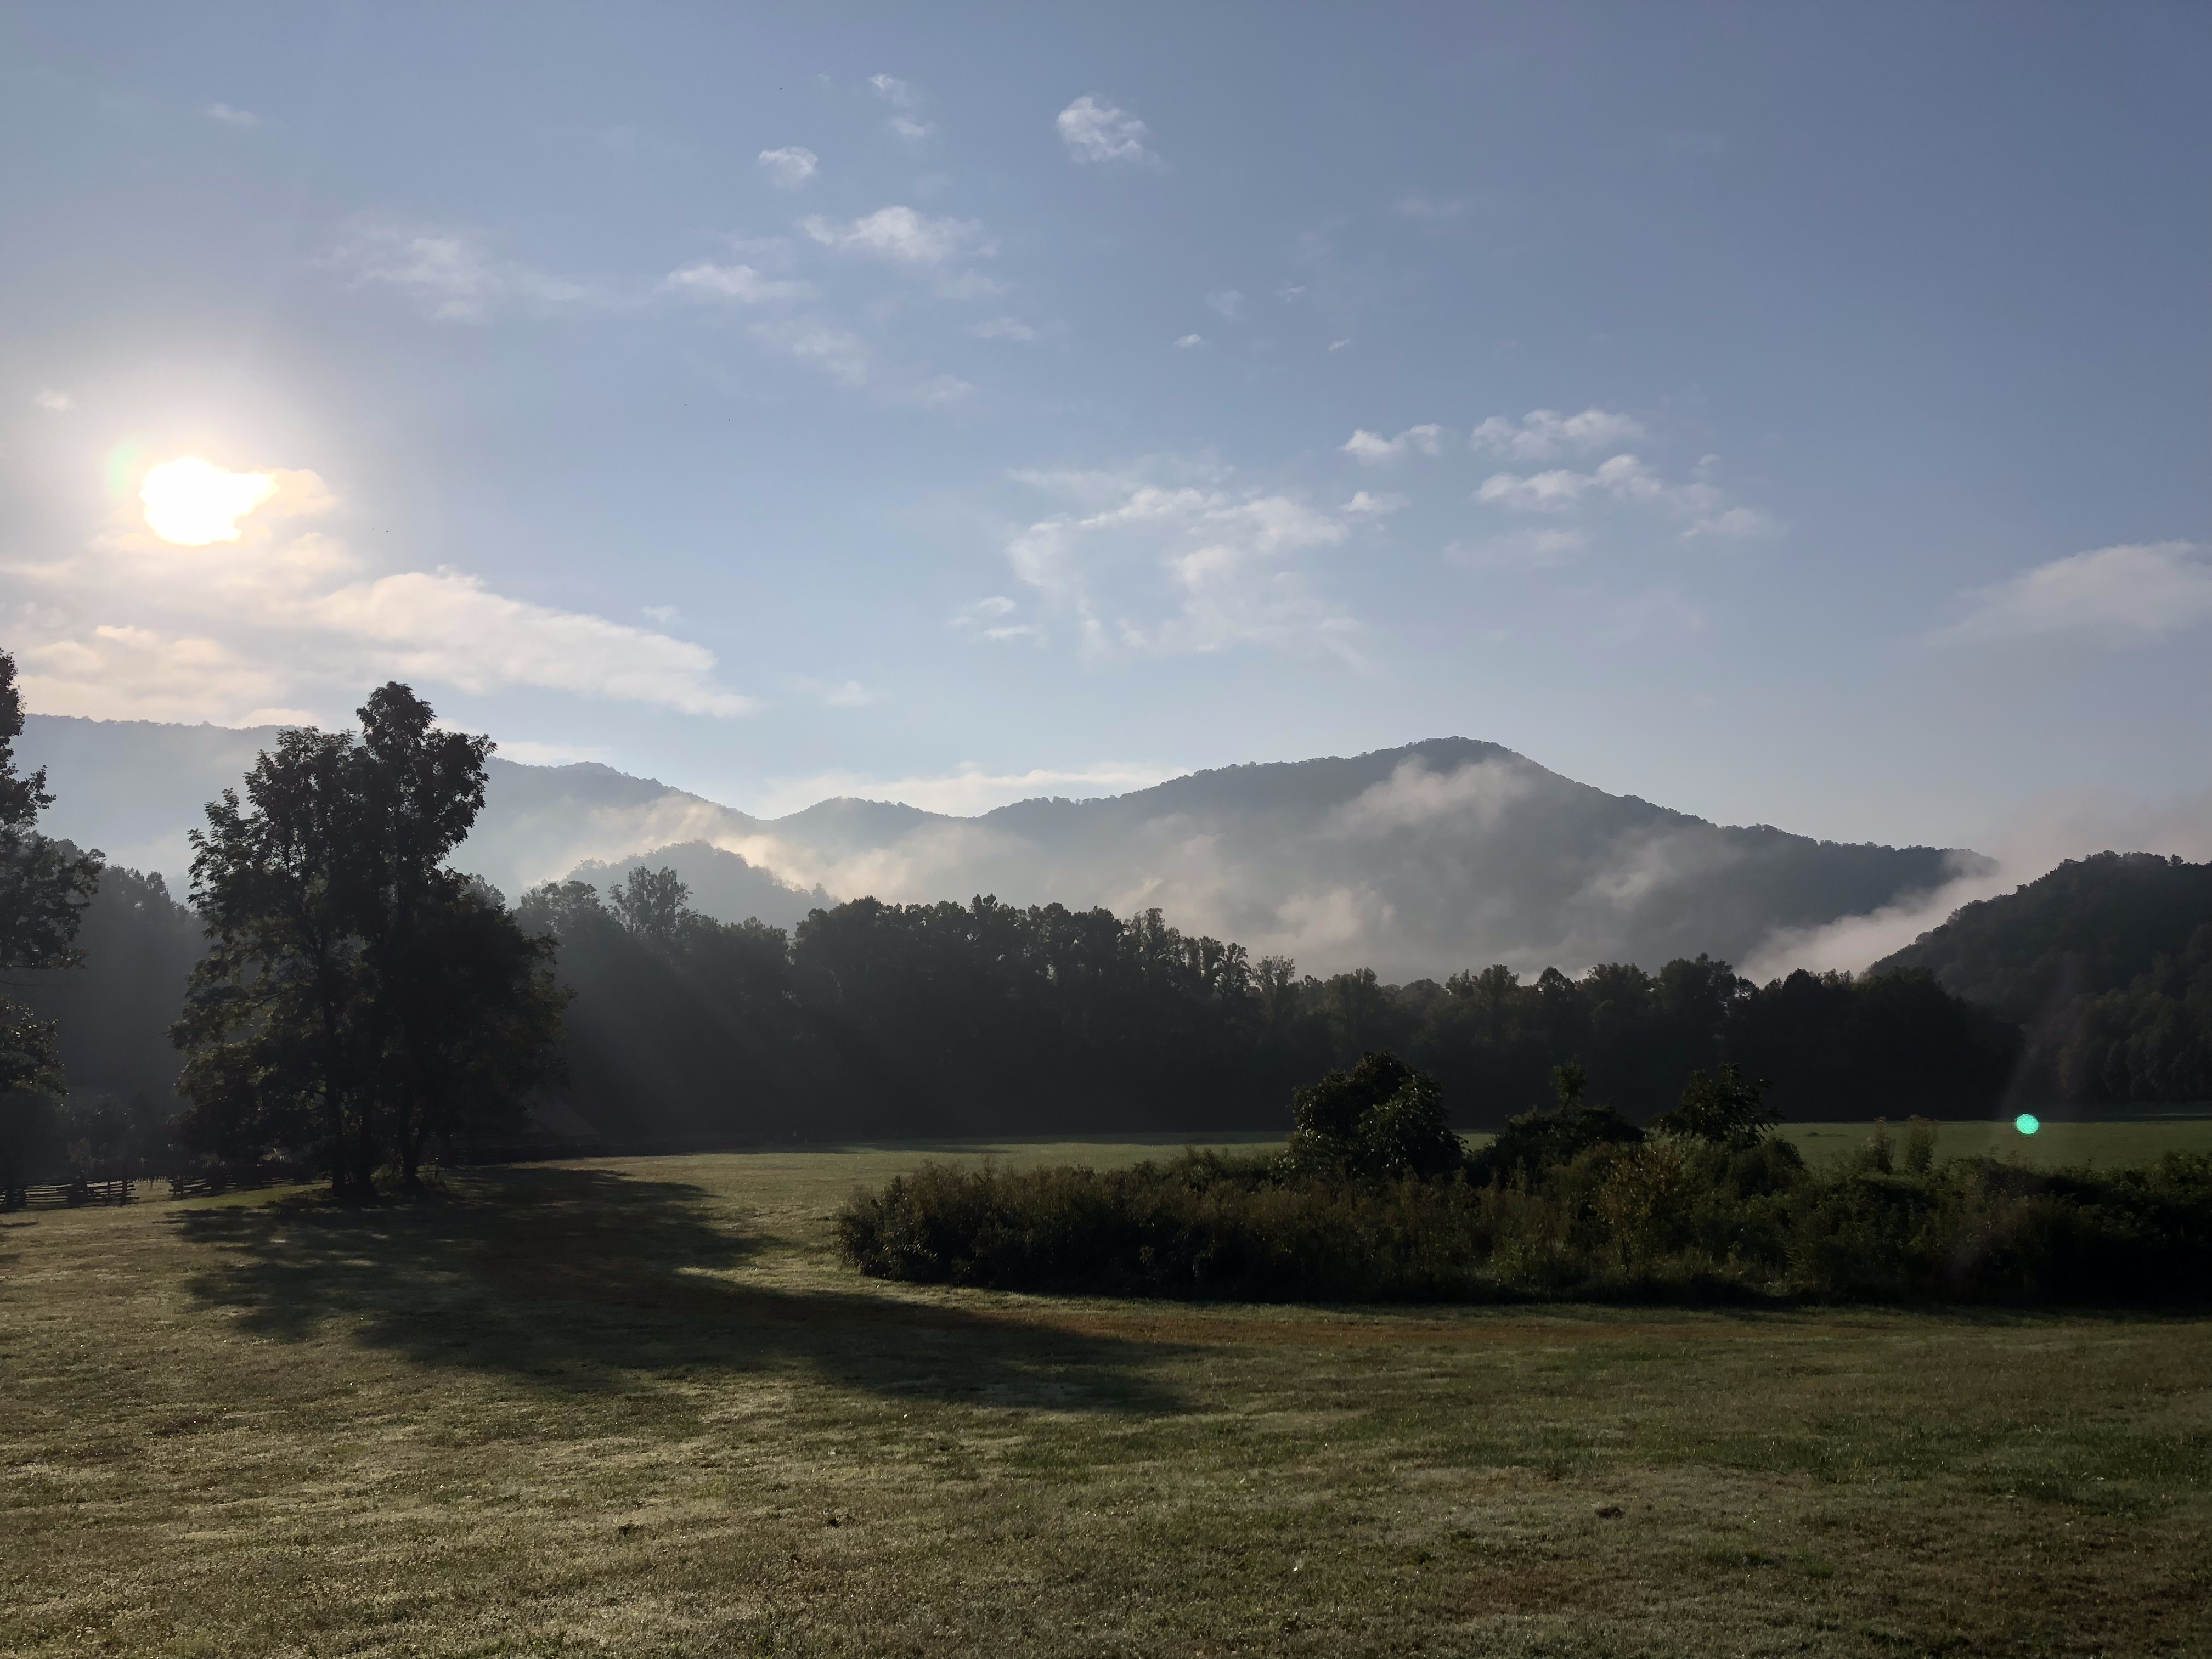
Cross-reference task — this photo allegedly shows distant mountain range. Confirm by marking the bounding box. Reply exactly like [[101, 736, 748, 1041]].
[[19, 715, 1983, 981]]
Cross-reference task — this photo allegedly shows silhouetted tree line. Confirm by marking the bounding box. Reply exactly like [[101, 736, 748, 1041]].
[[517, 868, 2020, 1142]]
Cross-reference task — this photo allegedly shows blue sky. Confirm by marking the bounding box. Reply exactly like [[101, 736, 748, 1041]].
[[2, 2, 2207, 850]]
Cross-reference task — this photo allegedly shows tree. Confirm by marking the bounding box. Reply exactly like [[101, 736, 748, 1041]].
[[175, 725, 374, 1188], [376, 874, 567, 1182], [610, 865, 692, 942], [174, 685, 568, 1194], [1654, 1062, 1775, 1149], [1285, 1051, 1462, 1178], [0, 652, 103, 1092], [0, 650, 103, 1196]]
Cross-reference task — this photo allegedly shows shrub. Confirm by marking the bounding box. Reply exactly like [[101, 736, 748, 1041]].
[[1283, 1053, 1462, 1179], [836, 1141, 2212, 1308]]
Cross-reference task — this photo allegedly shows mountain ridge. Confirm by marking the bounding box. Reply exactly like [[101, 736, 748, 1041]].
[[17, 713, 1979, 980]]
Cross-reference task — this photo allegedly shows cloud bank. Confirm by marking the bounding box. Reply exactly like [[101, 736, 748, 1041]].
[[5, 458, 754, 724]]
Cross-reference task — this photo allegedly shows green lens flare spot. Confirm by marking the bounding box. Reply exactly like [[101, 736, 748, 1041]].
[[2015, 1113, 2040, 1136]]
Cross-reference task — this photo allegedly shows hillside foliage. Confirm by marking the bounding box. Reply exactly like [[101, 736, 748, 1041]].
[[1880, 852, 2212, 1104]]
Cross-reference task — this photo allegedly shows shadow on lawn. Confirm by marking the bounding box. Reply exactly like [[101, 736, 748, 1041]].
[[174, 1165, 1181, 1414]]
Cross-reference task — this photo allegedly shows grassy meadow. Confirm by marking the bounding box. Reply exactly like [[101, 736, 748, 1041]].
[[4, 1130, 2210, 1656]]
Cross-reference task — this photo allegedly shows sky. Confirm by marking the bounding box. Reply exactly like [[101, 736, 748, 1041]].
[[1, 2, 2207, 853]]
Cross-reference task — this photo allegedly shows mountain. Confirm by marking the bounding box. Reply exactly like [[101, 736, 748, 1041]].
[[1872, 853, 2212, 1105], [1873, 853, 2212, 1022], [18, 716, 1980, 980]]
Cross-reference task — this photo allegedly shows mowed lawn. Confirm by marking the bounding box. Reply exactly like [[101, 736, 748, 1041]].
[[4, 1137, 2210, 1657]]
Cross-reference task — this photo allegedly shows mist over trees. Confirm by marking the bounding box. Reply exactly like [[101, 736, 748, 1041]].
[[519, 870, 2021, 1143]]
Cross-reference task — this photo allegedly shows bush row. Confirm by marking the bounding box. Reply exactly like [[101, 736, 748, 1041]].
[[834, 1133, 2212, 1305]]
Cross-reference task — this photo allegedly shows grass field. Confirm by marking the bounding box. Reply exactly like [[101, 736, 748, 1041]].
[[4, 1134, 2210, 1657], [1778, 1116, 2212, 1168]]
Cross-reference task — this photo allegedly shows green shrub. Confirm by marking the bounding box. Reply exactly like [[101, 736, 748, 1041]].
[[836, 1142, 2212, 1307], [1283, 1053, 1462, 1180]]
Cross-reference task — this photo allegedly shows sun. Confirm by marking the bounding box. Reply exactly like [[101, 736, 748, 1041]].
[[140, 456, 278, 546]]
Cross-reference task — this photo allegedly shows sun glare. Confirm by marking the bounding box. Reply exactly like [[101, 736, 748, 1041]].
[[140, 456, 277, 545]]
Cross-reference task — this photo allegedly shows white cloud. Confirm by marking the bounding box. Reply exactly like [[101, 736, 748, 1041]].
[[868, 74, 935, 144], [3, 460, 754, 724], [1206, 289, 1245, 320], [968, 317, 1038, 342], [1057, 95, 1158, 166], [1474, 452, 1762, 538], [1342, 490, 1406, 516], [498, 739, 616, 766], [316, 216, 587, 323], [801, 205, 992, 267], [663, 262, 815, 302], [204, 102, 259, 128], [1468, 407, 1645, 461], [1341, 424, 1444, 465], [1940, 541, 2212, 644], [1003, 475, 1357, 664], [757, 146, 820, 188], [950, 594, 1043, 644], [1173, 334, 1204, 349], [1475, 466, 1600, 511], [1684, 505, 1770, 539], [31, 388, 72, 412], [304, 571, 755, 714], [750, 321, 870, 385]]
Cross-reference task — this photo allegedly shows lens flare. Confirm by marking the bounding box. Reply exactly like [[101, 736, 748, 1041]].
[[2015, 1113, 2040, 1135], [140, 457, 277, 545]]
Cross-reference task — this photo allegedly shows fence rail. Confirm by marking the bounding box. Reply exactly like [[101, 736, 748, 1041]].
[[1, 1178, 136, 1211]]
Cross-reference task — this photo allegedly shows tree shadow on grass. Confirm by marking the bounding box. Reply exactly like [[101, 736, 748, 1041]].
[[173, 1165, 1182, 1414]]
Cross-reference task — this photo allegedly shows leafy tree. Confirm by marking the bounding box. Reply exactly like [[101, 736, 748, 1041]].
[[610, 865, 692, 942], [174, 685, 567, 1193], [1285, 1051, 1460, 1177], [0, 651, 103, 1094], [1355, 1069, 1463, 1177], [176, 724, 374, 1186], [378, 874, 567, 1182], [1655, 1062, 1775, 1148]]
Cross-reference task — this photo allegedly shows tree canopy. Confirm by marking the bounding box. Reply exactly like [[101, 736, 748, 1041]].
[[174, 685, 567, 1193]]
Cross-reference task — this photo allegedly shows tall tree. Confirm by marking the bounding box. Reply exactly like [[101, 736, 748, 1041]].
[[174, 685, 567, 1193], [175, 725, 372, 1188], [0, 650, 103, 1192]]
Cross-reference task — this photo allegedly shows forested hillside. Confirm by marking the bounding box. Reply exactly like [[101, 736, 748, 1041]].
[[1877, 853, 2212, 1104], [517, 871, 2016, 1144]]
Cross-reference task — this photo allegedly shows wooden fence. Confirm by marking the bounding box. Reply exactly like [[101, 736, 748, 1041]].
[[1, 1178, 136, 1211]]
